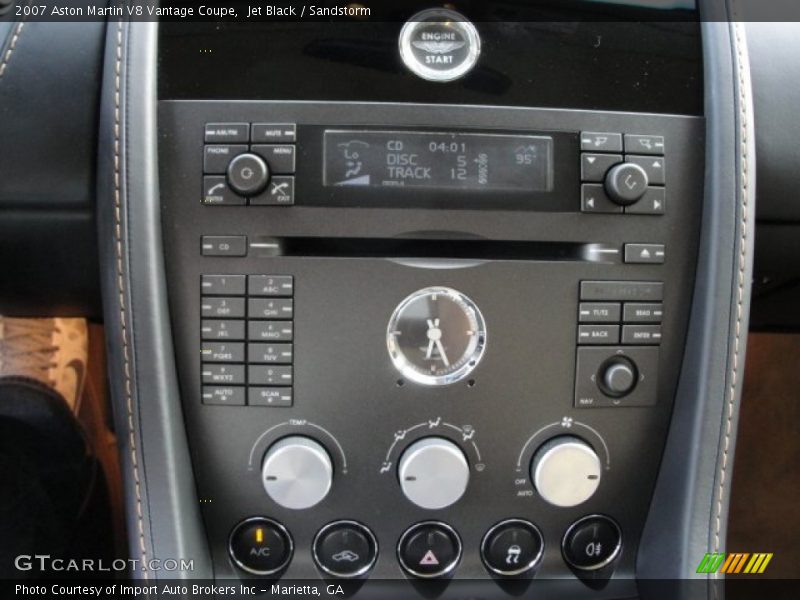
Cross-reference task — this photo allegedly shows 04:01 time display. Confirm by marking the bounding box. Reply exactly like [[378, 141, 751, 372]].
[[323, 130, 554, 192]]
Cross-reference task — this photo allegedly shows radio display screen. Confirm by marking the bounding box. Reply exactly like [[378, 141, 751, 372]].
[[323, 130, 554, 192]]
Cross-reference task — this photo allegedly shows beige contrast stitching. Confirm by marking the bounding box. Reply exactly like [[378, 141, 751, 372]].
[[112, 20, 149, 577], [713, 17, 750, 570], [0, 20, 26, 79]]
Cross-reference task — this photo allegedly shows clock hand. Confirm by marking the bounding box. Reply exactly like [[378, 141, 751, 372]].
[[435, 339, 450, 366], [425, 338, 435, 359]]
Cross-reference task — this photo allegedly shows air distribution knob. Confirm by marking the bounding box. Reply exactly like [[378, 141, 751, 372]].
[[261, 436, 333, 510], [604, 162, 649, 205], [531, 436, 601, 507], [398, 437, 470, 510]]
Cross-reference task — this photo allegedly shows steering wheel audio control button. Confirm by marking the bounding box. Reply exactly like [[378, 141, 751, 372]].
[[227, 152, 270, 196], [228, 517, 293, 575], [398, 522, 462, 579], [481, 519, 544, 577], [604, 162, 649, 205], [312, 521, 378, 578], [399, 9, 481, 82], [562, 515, 622, 571]]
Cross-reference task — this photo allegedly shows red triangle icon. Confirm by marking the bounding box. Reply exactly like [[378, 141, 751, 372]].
[[419, 550, 439, 566]]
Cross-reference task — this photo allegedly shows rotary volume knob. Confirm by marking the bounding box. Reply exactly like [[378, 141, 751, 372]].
[[604, 162, 649, 206], [262, 436, 333, 510], [398, 437, 470, 510], [531, 436, 601, 507]]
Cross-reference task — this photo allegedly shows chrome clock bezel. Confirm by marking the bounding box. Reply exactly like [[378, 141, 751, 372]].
[[386, 286, 487, 386]]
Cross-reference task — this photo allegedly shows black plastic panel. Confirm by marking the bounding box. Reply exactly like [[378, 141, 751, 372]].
[[159, 101, 703, 590], [159, 18, 702, 116]]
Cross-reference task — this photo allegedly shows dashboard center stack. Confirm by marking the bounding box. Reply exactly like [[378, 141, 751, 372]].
[[160, 96, 703, 587]]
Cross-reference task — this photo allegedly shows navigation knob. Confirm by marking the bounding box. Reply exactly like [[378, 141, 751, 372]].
[[398, 437, 469, 509], [604, 162, 649, 205], [598, 356, 638, 397], [262, 436, 333, 510], [531, 436, 601, 507], [227, 152, 270, 196]]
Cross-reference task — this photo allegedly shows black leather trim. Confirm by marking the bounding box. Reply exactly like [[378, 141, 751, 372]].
[[97, 19, 212, 578], [637, 5, 756, 597], [0, 21, 104, 317]]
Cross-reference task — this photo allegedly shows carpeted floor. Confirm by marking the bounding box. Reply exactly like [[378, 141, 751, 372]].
[[728, 333, 800, 579]]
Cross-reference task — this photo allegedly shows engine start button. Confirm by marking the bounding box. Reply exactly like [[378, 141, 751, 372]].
[[398, 8, 481, 82]]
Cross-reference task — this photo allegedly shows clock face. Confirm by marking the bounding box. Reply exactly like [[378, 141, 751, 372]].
[[387, 287, 487, 386]]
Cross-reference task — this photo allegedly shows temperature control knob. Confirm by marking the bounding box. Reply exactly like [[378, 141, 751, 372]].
[[262, 436, 333, 510], [398, 437, 469, 509], [531, 436, 601, 507], [604, 162, 649, 205]]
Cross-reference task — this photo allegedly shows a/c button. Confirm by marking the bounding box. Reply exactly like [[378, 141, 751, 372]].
[[229, 517, 293, 575]]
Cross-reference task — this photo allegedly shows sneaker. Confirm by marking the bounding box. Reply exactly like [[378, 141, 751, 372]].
[[0, 318, 88, 413]]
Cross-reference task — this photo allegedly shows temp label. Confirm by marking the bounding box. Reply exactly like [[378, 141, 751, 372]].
[[323, 130, 553, 192]]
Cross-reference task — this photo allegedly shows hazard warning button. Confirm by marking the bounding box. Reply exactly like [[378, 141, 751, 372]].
[[398, 521, 462, 579]]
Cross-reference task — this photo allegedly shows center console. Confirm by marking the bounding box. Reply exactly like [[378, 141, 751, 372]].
[[160, 94, 702, 588], [93, 3, 755, 597]]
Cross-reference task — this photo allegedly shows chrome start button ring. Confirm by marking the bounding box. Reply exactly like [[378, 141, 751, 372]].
[[399, 8, 481, 83]]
